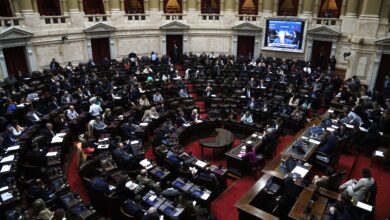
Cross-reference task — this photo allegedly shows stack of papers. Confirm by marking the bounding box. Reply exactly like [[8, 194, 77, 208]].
[[51, 136, 63, 144], [326, 127, 335, 132], [356, 201, 373, 212], [183, 123, 191, 127], [327, 109, 334, 113], [130, 140, 140, 145], [140, 159, 153, 169], [246, 141, 253, 144], [140, 123, 148, 127], [125, 181, 139, 190], [0, 186, 9, 192], [345, 124, 354, 129], [46, 152, 58, 157], [291, 166, 309, 178], [309, 139, 321, 145], [6, 145, 20, 152], [195, 160, 207, 168], [0, 155, 15, 163], [149, 195, 157, 201], [0, 165, 11, 173]]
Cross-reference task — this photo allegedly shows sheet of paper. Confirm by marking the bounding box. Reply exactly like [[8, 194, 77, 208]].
[[149, 195, 157, 201], [374, 151, 385, 157], [309, 139, 321, 145], [1, 165, 11, 173], [246, 141, 252, 144], [183, 123, 191, 127], [301, 136, 308, 140], [195, 120, 203, 123], [251, 134, 257, 137], [1, 192, 13, 201], [0, 186, 9, 192], [46, 152, 58, 157], [331, 125, 339, 129], [97, 144, 109, 149], [99, 137, 109, 142], [359, 127, 368, 132], [201, 192, 210, 200], [140, 159, 151, 167], [6, 145, 20, 151], [326, 127, 335, 132], [140, 123, 148, 127], [130, 140, 139, 145], [0, 155, 15, 163], [51, 136, 63, 143], [345, 124, 354, 129], [195, 160, 207, 168], [291, 166, 309, 178], [327, 109, 334, 113], [356, 201, 373, 212]]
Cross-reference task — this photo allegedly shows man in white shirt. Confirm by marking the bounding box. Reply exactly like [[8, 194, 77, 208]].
[[66, 105, 79, 120], [89, 102, 102, 116]]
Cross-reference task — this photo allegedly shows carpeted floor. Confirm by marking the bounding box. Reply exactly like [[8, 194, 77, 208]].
[[66, 133, 390, 219]]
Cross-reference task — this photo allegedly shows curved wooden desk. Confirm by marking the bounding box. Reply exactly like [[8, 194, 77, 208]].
[[199, 128, 234, 159]]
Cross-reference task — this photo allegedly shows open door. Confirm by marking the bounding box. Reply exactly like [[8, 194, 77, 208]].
[[237, 36, 255, 58], [91, 37, 110, 63], [3, 46, 29, 76], [166, 35, 183, 64], [376, 54, 390, 91], [311, 40, 332, 70]]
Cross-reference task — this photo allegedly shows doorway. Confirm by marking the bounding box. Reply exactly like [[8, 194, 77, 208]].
[[91, 38, 110, 63], [311, 40, 332, 70], [3, 46, 29, 76], [237, 36, 255, 58], [166, 35, 183, 64], [376, 54, 390, 91]]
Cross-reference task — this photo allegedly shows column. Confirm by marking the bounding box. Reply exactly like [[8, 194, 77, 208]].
[[379, 0, 390, 19], [110, 0, 121, 12], [31, 0, 38, 12], [78, 0, 84, 12], [331, 39, 337, 57], [262, 0, 273, 14], [11, 0, 20, 15], [120, 0, 125, 11], [183, 32, 189, 54], [224, 0, 234, 12], [17, 0, 34, 14], [302, 0, 313, 16], [26, 44, 37, 73], [103, 0, 110, 14], [61, 0, 67, 14], [187, 0, 197, 11], [86, 38, 93, 60], [0, 49, 9, 80], [305, 36, 313, 61], [67, 0, 79, 12], [360, 0, 382, 17], [369, 50, 383, 90], [149, 0, 159, 11], [109, 35, 116, 59], [345, 0, 359, 17], [258, 0, 262, 13]]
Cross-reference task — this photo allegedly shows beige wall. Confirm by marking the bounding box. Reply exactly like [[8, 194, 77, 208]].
[[0, 0, 388, 88]]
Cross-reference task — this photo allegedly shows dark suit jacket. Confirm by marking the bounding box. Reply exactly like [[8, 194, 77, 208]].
[[123, 199, 144, 219]]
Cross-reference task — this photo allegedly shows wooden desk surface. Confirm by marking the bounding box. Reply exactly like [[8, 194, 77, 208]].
[[289, 188, 329, 220], [235, 174, 279, 220]]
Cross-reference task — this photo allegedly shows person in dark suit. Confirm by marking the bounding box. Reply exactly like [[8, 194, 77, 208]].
[[122, 197, 145, 219], [87, 58, 96, 67], [161, 181, 182, 199], [176, 110, 189, 127], [276, 177, 301, 217], [40, 123, 56, 141], [50, 58, 60, 71], [26, 106, 43, 124], [48, 97, 61, 111], [112, 142, 137, 168], [29, 179, 55, 201], [90, 177, 111, 195], [317, 132, 338, 154]]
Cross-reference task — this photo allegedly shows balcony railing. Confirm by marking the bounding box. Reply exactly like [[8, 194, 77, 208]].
[[85, 14, 109, 22], [200, 14, 221, 21], [0, 17, 24, 28], [164, 14, 185, 20], [312, 18, 342, 26], [41, 15, 69, 25], [237, 14, 259, 22], [125, 14, 147, 21]]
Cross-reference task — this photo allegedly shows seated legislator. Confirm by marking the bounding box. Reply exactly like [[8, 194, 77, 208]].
[[247, 98, 258, 110], [112, 142, 137, 168], [28, 179, 55, 201], [241, 111, 254, 125], [122, 197, 145, 219], [91, 116, 107, 131], [136, 169, 161, 192], [91, 177, 111, 195], [39, 123, 56, 141], [324, 192, 358, 220], [138, 95, 151, 108], [312, 166, 334, 187], [176, 110, 189, 126], [60, 91, 73, 106], [179, 88, 190, 98], [317, 131, 338, 154], [26, 106, 43, 124], [339, 168, 374, 201], [161, 181, 182, 199], [8, 120, 25, 138], [274, 177, 301, 217], [30, 198, 54, 220], [242, 145, 258, 167], [66, 105, 79, 121], [191, 109, 200, 122]]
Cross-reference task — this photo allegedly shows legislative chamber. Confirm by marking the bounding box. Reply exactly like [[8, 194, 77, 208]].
[[0, 0, 389, 220]]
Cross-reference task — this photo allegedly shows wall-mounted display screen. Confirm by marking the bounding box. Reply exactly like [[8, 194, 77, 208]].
[[264, 19, 305, 51]]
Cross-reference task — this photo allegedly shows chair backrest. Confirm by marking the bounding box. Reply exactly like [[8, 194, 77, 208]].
[[120, 207, 136, 220], [365, 181, 377, 206]]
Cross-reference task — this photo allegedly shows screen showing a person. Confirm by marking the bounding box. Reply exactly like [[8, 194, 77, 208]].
[[265, 20, 304, 50]]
